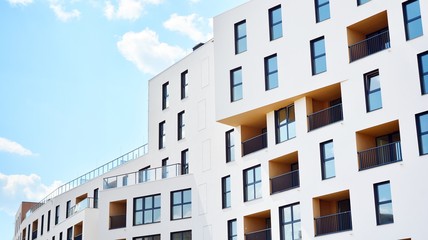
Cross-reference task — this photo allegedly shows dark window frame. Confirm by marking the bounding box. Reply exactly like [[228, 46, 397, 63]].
[[171, 230, 192, 240], [243, 165, 262, 202], [230, 67, 243, 102], [364, 69, 382, 112], [228, 219, 237, 240], [234, 20, 247, 54], [402, 0, 423, 40], [418, 50, 428, 94], [47, 210, 51, 232], [55, 205, 60, 225], [374, 181, 394, 225], [66, 226, 72, 240], [178, 110, 185, 140], [320, 140, 335, 180], [41, 214, 44, 236], [94, 188, 99, 208], [279, 202, 301, 240], [133, 194, 161, 226], [226, 129, 235, 163], [171, 188, 192, 220], [181, 70, 189, 99], [66, 200, 71, 218], [416, 111, 428, 155], [269, 5, 283, 41], [310, 36, 327, 75], [162, 158, 168, 179], [181, 149, 189, 174], [162, 82, 169, 110], [315, 0, 330, 23], [275, 104, 296, 143], [265, 54, 279, 90], [159, 121, 166, 149], [222, 175, 231, 209], [357, 0, 370, 5]]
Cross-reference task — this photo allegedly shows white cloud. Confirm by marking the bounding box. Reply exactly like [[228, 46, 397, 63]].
[[7, 0, 33, 6], [0, 137, 34, 156], [117, 28, 187, 75], [0, 173, 62, 201], [49, 1, 81, 22], [104, 0, 163, 21], [163, 13, 212, 42]]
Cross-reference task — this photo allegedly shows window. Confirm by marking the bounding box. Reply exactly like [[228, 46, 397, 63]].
[[133, 235, 161, 240], [94, 188, 99, 208], [41, 214, 44, 236], [162, 82, 169, 110], [364, 70, 382, 112], [310, 36, 327, 75], [265, 54, 279, 90], [159, 121, 166, 149], [222, 176, 231, 209], [234, 20, 247, 54], [171, 230, 192, 240], [280, 203, 301, 240], [178, 111, 185, 140], [171, 189, 192, 220], [315, 0, 330, 22], [403, 0, 423, 40], [275, 105, 296, 143], [27, 224, 31, 240], [226, 129, 235, 162], [181, 70, 188, 99], [243, 165, 262, 202], [374, 181, 394, 225], [230, 67, 243, 102], [134, 194, 161, 225], [228, 219, 237, 240], [269, 5, 283, 40], [162, 158, 168, 179], [55, 205, 59, 225], [59, 232, 63, 240], [418, 51, 428, 94], [320, 140, 335, 179], [181, 149, 189, 174], [66, 227, 72, 240], [416, 111, 428, 155], [52, 236, 55, 240], [357, 0, 370, 5], [66, 200, 71, 218], [47, 210, 51, 231]]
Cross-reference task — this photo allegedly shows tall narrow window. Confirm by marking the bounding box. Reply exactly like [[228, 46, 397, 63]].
[[315, 0, 330, 22], [159, 121, 166, 149], [265, 54, 279, 90], [357, 0, 370, 5], [226, 129, 235, 162], [234, 20, 247, 54], [310, 37, 327, 75], [416, 111, 428, 155], [418, 51, 428, 94], [59, 232, 63, 240], [133, 194, 161, 225], [66, 200, 71, 218], [228, 219, 237, 240], [178, 111, 185, 140], [364, 70, 382, 112], [47, 210, 51, 231], [222, 176, 231, 209], [280, 203, 301, 240], [181, 70, 189, 99], [41, 215, 44, 236], [162, 158, 168, 179], [374, 181, 394, 225], [27, 224, 31, 240], [269, 5, 283, 40], [162, 82, 169, 110], [66, 227, 73, 240], [320, 140, 335, 179], [55, 205, 60, 225], [171, 189, 192, 220], [230, 67, 243, 102], [243, 165, 262, 202], [171, 230, 192, 240], [181, 149, 189, 174], [403, 0, 423, 40], [94, 188, 99, 208], [275, 105, 296, 143]]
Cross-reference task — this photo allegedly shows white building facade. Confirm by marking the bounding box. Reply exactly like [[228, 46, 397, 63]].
[[14, 0, 428, 239]]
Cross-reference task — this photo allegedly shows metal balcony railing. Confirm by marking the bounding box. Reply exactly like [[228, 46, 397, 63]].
[[74, 235, 82, 240], [109, 215, 126, 229], [27, 144, 148, 217], [270, 170, 300, 194], [349, 30, 390, 62], [67, 197, 97, 218], [103, 163, 181, 189], [31, 230, 37, 240], [308, 104, 343, 131], [245, 228, 271, 240], [315, 211, 352, 236], [242, 132, 267, 156], [358, 141, 402, 171]]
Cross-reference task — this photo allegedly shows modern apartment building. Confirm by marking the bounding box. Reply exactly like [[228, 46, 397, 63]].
[[14, 0, 428, 239]]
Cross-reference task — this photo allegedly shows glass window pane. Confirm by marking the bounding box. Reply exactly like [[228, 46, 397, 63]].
[[283, 224, 293, 240], [237, 38, 247, 53], [405, 1, 421, 19], [144, 210, 153, 223], [153, 209, 161, 222], [282, 206, 292, 223], [293, 205, 301, 220], [255, 182, 262, 198], [420, 134, 428, 154], [272, 8, 282, 23], [323, 142, 334, 159], [145, 197, 153, 208], [173, 206, 182, 219], [173, 192, 182, 204], [369, 75, 381, 90], [377, 182, 392, 202], [268, 73, 278, 89], [318, 4, 330, 22], [288, 122, 296, 139], [268, 56, 278, 71], [272, 24, 283, 40], [293, 222, 302, 240], [279, 125, 289, 142], [135, 212, 143, 225], [246, 185, 254, 201], [233, 85, 243, 101], [421, 54, 428, 72], [407, 19, 423, 39], [183, 204, 192, 218], [379, 203, 394, 224], [135, 198, 143, 210], [183, 190, 191, 203], [154, 195, 161, 208], [314, 56, 327, 74], [183, 231, 192, 240], [237, 23, 246, 37], [278, 109, 287, 125], [368, 91, 382, 111], [313, 39, 325, 55], [225, 177, 230, 191], [255, 167, 261, 181], [246, 169, 254, 184], [419, 113, 428, 132], [233, 69, 242, 84], [324, 160, 335, 178]]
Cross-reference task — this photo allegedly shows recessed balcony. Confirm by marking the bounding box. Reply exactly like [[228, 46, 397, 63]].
[[269, 151, 300, 194], [242, 132, 267, 156], [358, 141, 402, 170], [244, 210, 271, 240], [241, 118, 267, 156], [109, 200, 127, 230], [308, 103, 343, 131]]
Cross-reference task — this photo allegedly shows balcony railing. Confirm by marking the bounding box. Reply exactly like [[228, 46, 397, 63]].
[[67, 197, 97, 218], [349, 30, 390, 62], [315, 211, 352, 236], [74, 235, 82, 240], [245, 228, 271, 240], [31, 230, 37, 240], [358, 141, 402, 171], [27, 144, 148, 217], [103, 163, 181, 189], [110, 215, 126, 229], [242, 132, 267, 156], [308, 104, 343, 131], [270, 170, 300, 194]]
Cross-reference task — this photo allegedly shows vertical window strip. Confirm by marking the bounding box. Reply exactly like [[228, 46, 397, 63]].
[[416, 111, 428, 155], [181, 70, 188, 99], [265, 54, 278, 90], [269, 5, 283, 40], [374, 181, 394, 225], [230, 67, 243, 102], [311, 37, 327, 75], [418, 51, 428, 94], [403, 0, 423, 40], [226, 129, 235, 162], [222, 176, 231, 208], [235, 20, 247, 54]]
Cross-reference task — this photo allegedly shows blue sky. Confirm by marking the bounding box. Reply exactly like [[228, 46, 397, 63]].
[[0, 0, 246, 238]]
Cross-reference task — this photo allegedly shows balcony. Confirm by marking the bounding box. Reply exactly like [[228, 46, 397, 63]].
[[242, 132, 267, 156], [349, 30, 390, 62], [245, 229, 271, 240], [308, 104, 343, 131], [109, 215, 126, 229], [103, 164, 181, 189], [315, 211, 352, 236], [67, 197, 97, 218], [358, 141, 402, 170], [270, 170, 299, 194], [109, 200, 126, 230]]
